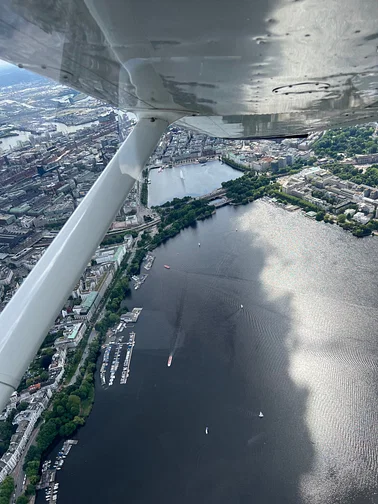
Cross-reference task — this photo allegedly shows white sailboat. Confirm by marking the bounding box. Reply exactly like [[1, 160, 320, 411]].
[[205, 427, 209, 434], [259, 411, 264, 418]]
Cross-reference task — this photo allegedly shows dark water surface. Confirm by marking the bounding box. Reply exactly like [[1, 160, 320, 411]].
[[44, 201, 378, 504]]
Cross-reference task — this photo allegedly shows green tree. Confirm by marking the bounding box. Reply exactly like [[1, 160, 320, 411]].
[[0, 410, 17, 456], [107, 313, 120, 325], [59, 421, 76, 437], [25, 460, 39, 480], [23, 445, 41, 470], [314, 126, 378, 158], [0, 476, 14, 504], [16, 495, 29, 504], [39, 371, 49, 382], [16, 402, 29, 412], [25, 484, 35, 497], [73, 416, 85, 426]]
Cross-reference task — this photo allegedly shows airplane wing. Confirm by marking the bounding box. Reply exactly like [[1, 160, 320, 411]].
[[0, 0, 377, 138]]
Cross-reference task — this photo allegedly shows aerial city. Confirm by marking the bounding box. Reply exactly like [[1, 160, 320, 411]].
[[0, 64, 378, 504]]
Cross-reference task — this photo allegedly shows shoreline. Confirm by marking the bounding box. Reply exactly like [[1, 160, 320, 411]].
[[147, 155, 219, 171], [39, 199, 378, 504], [17, 167, 372, 500]]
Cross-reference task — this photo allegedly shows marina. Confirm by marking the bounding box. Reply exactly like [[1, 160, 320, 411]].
[[100, 345, 112, 386], [131, 273, 148, 290], [120, 332, 136, 385], [38, 440, 78, 503], [132, 253, 155, 289], [99, 312, 141, 387], [143, 253, 155, 271], [100, 331, 137, 387], [120, 307, 143, 323], [109, 338, 123, 386]]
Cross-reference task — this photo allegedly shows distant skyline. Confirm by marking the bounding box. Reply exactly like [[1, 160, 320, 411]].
[[0, 60, 51, 87]]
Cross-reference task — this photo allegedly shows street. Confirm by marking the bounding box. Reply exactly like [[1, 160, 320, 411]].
[[68, 328, 97, 387], [12, 425, 40, 502]]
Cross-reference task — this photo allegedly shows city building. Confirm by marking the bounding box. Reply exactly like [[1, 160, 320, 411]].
[[79, 291, 99, 320], [94, 244, 127, 269], [0, 266, 13, 285], [0, 214, 15, 225], [54, 322, 86, 348]]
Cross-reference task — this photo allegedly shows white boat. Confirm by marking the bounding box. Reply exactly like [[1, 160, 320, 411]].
[[240, 304, 243, 309], [198, 242, 201, 247], [205, 427, 209, 434], [259, 411, 264, 418]]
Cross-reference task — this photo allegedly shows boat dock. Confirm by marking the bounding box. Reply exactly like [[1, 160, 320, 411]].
[[100, 332, 137, 386], [144, 253, 155, 271], [120, 332, 136, 385], [109, 336, 123, 386], [99, 309, 142, 387], [100, 345, 112, 386], [100, 332, 137, 387], [38, 440, 78, 502], [132, 273, 148, 290], [120, 307, 143, 323]]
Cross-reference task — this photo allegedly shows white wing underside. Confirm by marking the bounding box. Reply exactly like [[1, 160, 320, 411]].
[[0, 0, 377, 138]]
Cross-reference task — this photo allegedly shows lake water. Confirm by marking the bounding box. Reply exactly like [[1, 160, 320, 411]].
[[148, 161, 242, 206], [42, 197, 378, 504], [0, 121, 98, 150]]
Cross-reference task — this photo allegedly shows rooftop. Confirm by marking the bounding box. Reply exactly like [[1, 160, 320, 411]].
[[66, 323, 81, 340], [81, 290, 98, 310]]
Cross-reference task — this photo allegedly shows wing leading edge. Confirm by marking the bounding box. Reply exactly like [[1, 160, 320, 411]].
[[0, 0, 377, 137]]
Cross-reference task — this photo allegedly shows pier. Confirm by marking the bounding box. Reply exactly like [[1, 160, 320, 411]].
[[38, 440, 78, 502], [132, 273, 148, 290], [100, 320, 139, 387], [120, 332, 136, 385], [100, 333, 137, 387], [144, 253, 155, 271]]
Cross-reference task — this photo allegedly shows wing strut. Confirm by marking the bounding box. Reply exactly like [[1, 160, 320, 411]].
[[0, 117, 168, 410]]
